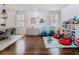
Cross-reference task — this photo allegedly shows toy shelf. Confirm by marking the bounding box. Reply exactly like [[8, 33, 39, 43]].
[[62, 22, 79, 39], [75, 24, 79, 39], [62, 28, 75, 31]]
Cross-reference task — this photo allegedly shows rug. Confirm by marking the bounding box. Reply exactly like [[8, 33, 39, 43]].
[[0, 35, 23, 51], [43, 36, 77, 48]]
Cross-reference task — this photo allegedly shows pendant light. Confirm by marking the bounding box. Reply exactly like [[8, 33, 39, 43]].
[[1, 4, 8, 19]]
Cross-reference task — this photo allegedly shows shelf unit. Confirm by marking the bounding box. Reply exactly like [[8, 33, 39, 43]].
[[62, 23, 79, 39], [75, 24, 79, 39]]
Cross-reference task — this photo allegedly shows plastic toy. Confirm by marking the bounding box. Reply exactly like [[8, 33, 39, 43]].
[[39, 27, 48, 36], [53, 34, 58, 38], [71, 31, 75, 37], [55, 28, 60, 33], [40, 31, 48, 36], [62, 16, 79, 24], [74, 39, 79, 47], [48, 29, 54, 36], [53, 33, 64, 39], [59, 36, 72, 45], [63, 30, 69, 35]]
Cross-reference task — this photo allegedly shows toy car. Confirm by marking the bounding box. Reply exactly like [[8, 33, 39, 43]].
[[58, 36, 72, 45]]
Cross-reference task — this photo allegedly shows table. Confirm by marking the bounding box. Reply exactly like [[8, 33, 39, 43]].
[[0, 31, 4, 34]]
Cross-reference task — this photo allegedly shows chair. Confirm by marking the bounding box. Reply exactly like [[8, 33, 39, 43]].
[[0, 28, 12, 40]]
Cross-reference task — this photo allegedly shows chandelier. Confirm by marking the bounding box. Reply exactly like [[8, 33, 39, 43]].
[[0, 4, 8, 19]]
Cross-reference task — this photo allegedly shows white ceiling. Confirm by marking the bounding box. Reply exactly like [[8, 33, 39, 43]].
[[0, 4, 69, 11]]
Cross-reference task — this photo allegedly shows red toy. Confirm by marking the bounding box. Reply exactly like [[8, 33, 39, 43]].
[[53, 33, 64, 39], [74, 39, 79, 47], [53, 34, 58, 38], [59, 37, 72, 45]]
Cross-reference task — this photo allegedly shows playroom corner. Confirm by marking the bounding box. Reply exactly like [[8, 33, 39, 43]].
[[41, 5, 79, 48]]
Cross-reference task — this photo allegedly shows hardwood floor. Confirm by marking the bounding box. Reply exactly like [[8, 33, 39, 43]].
[[0, 35, 79, 55]]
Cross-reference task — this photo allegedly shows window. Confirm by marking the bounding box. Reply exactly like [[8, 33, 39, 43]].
[[16, 15, 24, 27], [50, 15, 58, 27]]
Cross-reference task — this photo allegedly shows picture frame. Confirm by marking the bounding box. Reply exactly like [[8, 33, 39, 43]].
[[50, 15, 58, 26], [40, 18, 45, 23], [51, 15, 57, 23], [31, 17, 36, 24]]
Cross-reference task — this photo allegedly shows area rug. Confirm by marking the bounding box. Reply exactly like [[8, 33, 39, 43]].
[[43, 36, 77, 48], [0, 35, 23, 51]]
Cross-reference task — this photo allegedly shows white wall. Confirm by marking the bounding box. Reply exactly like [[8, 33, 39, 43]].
[[61, 4, 79, 26], [11, 10, 60, 35], [15, 11, 51, 34], [6, 11, 16, 28], [25, 11, 61, 28], [0, 9, 60, 35], [25, 11, 50, 28]]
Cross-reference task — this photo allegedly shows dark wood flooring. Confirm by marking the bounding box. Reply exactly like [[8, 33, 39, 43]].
[[0, 35, 79, 55]]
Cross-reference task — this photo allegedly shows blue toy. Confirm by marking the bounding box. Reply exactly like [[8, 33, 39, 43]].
[[39, 27, 48, 36]]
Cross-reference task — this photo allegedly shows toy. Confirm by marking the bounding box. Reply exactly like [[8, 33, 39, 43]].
[[53, 27, 63, 39], [39, 27, 48, 37], [48, 27, 54, 36], [71, 31, 75, 37], [48, 29, 54, 36], [40, 31, 48, 37], [74, 38, 79, 47], [55, 28, 60, 33], [53, 33, 64, 39], [63, 30, 69, 35], [58, 35, 72, 45], [53, 34, 58, 38]]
